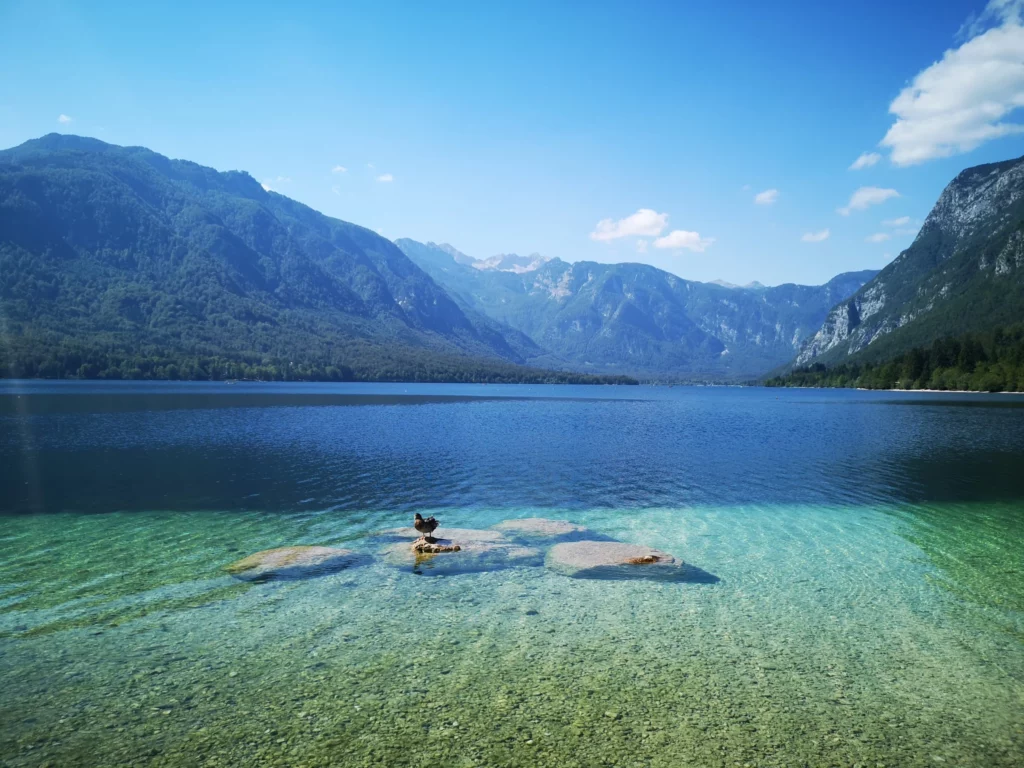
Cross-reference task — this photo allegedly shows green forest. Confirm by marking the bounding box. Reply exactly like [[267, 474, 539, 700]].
[[765, 324, 1024, 392], [0, 335, 637, 385]]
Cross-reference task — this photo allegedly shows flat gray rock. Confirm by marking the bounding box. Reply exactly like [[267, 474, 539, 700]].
[[546, 541, 683, 580], [225, 546, 365, 581]]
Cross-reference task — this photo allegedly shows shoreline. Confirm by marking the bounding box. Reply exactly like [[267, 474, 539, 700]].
[[764, 384, 1024, 394], [856, 387, 1024, 395]]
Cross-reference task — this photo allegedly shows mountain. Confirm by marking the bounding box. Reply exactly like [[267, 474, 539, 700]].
[[0, 134, 614, 382], [473, 253, 552, 273], [396, 240, 551, 274], [395, 239, 876, 379], [796, 154, 1024, 367], [711, 279, 766, 290]]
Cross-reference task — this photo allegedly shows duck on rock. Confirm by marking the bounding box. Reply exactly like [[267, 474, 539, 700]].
[[413, 513, 439, 541]]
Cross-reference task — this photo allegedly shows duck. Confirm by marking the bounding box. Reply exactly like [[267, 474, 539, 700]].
[[413, 513, 439, 541]]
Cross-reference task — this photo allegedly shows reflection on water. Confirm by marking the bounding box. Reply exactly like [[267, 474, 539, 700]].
[[0, 382, 1022, 766]]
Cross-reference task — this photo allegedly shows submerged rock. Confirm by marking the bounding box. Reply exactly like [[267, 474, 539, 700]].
[[382, 529, 542, 575], [225, 546, 364, 581], [377, 527, 506, 544], [491, 517, 615, 545], [492, 518, 590, 537], [546, 541, 683, 580]]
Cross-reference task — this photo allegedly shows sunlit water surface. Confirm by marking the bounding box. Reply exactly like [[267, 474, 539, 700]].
[[0, 382, 1022, 767]]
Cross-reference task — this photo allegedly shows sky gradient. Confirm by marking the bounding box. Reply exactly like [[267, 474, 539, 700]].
[[2, 0, 1024, 286]]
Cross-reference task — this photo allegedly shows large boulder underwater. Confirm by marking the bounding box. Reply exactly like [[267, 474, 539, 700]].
[[491, 517, 612, 543], [546, 540, 717, 582], [225, 546, 368, 581]]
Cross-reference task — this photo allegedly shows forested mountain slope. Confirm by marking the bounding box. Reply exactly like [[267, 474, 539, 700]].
[[0, 135, 558, 381], [796, 155, 1024, 367]]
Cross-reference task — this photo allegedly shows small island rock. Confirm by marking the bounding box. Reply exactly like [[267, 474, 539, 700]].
[[225, 546, 363, 581], [382, 529, 541, 574], [412, 538, 461, 554]]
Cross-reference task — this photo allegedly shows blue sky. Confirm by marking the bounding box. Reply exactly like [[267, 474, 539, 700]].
[[2, 0, 1024, 286]]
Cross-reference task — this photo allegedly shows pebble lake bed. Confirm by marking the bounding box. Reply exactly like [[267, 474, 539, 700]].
[[1, 382, 1022, 766]]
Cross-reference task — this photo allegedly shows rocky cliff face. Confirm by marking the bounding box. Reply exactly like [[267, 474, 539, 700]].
[[797, 154, 1024, 366]]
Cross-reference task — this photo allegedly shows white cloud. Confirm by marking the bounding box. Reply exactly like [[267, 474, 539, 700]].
[[754, 188, 779, 205], [866, 232, 891, 243], [881, 1, 1024, 166], [332, 165, 347, 174], [635, 239, 648, 254], [958, 0, 1024, 41], [57, 114, 72, 124], [653, 230, 715, 252], [590, 208, 669, 241], [331, 185, 341, 196], [261, 183, 272, 192], [882, 215, 911, 227], [849, 152, 881, 170], [376, 173, 394, 183], [837, 186, 900, 215], [741, 184, 752, 191], [801, 228, 830, 243]]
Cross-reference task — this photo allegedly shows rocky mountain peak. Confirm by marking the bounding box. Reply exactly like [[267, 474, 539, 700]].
[[921, 155, 1024, 244], [473, 253, 552, 273]]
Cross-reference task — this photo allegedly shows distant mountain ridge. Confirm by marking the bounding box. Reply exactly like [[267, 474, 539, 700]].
[[396, 238, 876, 378], [472, 252, 551, 273], [407, 241, 551, 274], [796, 154, 1024, 367], [0, 133, 894, 382]]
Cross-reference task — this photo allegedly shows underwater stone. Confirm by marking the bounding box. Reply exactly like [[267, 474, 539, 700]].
[[492, 518, 590, 537], [377, 527, 506, 543], [224, 546, 363, 581], [546, 541, 682, 579]]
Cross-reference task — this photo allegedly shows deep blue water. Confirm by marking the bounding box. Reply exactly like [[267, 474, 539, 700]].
[[0, 381, 1022, 767], [3, 380, 1024, 515]]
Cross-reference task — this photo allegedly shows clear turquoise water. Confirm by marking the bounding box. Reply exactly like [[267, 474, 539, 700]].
[[0, 382, 1022, 766]]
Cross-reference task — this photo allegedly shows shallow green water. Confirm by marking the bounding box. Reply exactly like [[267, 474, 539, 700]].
[[1, 383, 1022, 766]]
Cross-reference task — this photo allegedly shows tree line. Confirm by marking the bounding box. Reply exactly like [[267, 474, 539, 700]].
[[765, 324, 1024, 392], [0, 335, 638, 385]]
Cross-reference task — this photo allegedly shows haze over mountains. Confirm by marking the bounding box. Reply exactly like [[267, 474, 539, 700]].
[[397, 239, 876, 378], [1, 134, 1021, 383]]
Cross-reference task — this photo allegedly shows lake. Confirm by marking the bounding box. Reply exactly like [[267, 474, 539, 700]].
[[1, 381, 1022, 767]]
